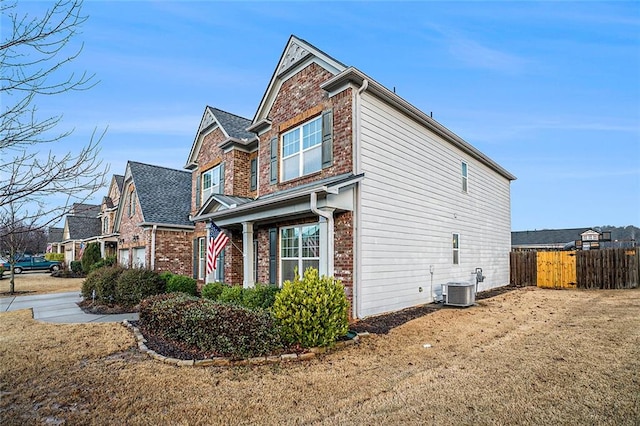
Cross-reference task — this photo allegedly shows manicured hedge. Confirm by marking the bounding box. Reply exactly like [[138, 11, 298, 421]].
[[139, 293, 283, 359]]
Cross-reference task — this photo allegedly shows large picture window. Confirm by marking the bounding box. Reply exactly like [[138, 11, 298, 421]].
[[202, 164, 222, 202], [281, 116, 322, 181], [280, 224, 320, 283]]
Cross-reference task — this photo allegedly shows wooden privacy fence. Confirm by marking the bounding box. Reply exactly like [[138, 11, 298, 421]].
[[510, 248, 639, 289]]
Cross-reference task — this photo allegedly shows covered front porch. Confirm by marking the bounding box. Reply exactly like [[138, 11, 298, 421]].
[[191, 173, 362, 289]]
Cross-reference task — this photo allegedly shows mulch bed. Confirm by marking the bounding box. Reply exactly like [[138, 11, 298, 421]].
[[89, 284, 521, 360], [350, 284, 521, 334]]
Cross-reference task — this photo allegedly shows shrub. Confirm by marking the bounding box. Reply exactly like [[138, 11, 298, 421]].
[[81, 242, 101, 274], [70, 261, 83, 274], [242, 283, 280, 311], [218, 285, 244, 305], [90, 255, 117, 272], [82, 266, 125, 303], [0, 264, 4, 278], [272, 267, 349, 348], [45, 253, 64, 262], [159, 271, 174, 285], [201, 282, 226, 301], [115, 268, 165, 307], [166, 274, 197, 296], [139, 293, 283, 359]]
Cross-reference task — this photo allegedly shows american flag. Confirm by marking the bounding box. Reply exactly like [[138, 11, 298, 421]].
[[206, 222, 229, 276]]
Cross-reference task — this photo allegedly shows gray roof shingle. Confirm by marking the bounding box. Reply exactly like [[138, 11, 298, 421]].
[[71, 203, 100, 217], [210, 107, 254, 140], [129, 161, 192, 226], [67, 215, 101, 240], [47, 227, 63, 243]]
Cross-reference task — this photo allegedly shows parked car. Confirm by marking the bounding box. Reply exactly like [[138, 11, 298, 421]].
[[1, 256, 62, 274]]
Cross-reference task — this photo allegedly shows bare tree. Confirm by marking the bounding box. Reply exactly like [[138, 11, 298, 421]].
[[1, 0, 108, 288]]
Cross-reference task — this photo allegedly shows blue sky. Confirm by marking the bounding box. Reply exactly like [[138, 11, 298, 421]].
[[7, 1, 640, 230]]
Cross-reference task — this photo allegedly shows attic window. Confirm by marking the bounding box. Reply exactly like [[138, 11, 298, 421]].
[[128, 188, 136, 217]]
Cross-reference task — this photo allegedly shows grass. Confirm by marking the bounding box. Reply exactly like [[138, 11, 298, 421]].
[[0, 272, 83, 296], [1, 285, 638, 424]]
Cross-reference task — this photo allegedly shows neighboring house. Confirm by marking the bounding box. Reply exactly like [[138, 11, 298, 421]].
[[512, 226, 638, 251], [184, 107, 258, 283], [61, 203, 102, 263], [46, 227, 64, 254], [114, 161, 194, 274], [189, 35, 515, 319], [97, 174, 124, 258]]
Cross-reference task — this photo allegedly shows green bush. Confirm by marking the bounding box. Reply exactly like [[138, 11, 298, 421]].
[[242, 283, 280, 310], [70, 261, 83, 274], [166, 274, 197, 296], [82, 266, 125, 303], [90, 255, 117, 272], [218, 285, 244, 305], [272, 267, 349, 348], [81, 242, 102, 274], [115, 268, 165, 307], [201, 282, 226, 301], [139, 293, 283, 359], [45, 253, 64, 262], [159, 271, 174, 285]]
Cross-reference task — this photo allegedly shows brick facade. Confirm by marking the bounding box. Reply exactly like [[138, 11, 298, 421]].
[[257, 62, 353, 197]]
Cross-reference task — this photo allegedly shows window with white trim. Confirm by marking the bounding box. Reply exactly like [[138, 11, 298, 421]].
[[280, 224, 320, 283], [281, 116, 322, 181], [202, 164, 222, 202], [461, 161, 468, 193], [452, 233, 460, 265], [103, 216, 109, 234]]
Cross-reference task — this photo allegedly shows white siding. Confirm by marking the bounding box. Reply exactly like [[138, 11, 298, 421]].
[[358, 92, 512, 318]]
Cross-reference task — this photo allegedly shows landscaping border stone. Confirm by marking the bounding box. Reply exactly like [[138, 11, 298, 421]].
[[122, 320, 365, 367]]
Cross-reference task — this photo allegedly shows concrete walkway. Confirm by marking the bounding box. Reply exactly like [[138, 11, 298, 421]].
[[0, 291, 139, 323]]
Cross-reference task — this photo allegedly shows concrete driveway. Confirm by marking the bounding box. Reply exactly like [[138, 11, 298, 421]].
[[0, 291, 138, 323]]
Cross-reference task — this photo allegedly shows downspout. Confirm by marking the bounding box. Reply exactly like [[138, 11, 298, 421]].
[[150, 224, 157, 270], [353, 79, 368, 319], [310, 191, 334, 277]]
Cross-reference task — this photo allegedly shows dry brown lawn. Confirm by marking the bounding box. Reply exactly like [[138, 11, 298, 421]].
[[1, 287, 639, 425], [0, 273, 83, 296]]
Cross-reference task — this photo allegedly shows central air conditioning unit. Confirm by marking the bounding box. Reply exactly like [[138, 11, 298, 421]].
[[442, 282, 476, 307]]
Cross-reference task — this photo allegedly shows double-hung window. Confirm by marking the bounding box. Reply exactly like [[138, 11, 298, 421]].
[[202, 164, 222, 202], [281, 116, 322, 181], [280, 224, 320, 283]]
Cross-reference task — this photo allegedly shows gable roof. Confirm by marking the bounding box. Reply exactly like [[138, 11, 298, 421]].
[[66, 215, 101, 240], [47, 227, 63, 244], [512, 228, 592, 246], [124, 161, 193, 227], [113, 174, 124, 192], [70, 203, 100, 217], [249, 35, 346, 132], [184, 107, 255, 170]]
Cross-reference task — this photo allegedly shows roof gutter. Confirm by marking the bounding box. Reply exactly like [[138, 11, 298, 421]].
[[138, 222, 195, 231]]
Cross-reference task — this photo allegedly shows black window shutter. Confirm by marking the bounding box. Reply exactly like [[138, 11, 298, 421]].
[[218, 162, 225, 195], [192, 238, 198, 279], [269, 228, 277, 285], [195, 173, 201, 209], [321, 109, 333, 168], [269, 137, 278, 184], [250, 158, 257, 191]]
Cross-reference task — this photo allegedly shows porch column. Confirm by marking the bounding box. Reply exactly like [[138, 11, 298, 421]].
[[100, 239, 105, 258], [317, 209, 335, 278], [242, 221, 255, 288]]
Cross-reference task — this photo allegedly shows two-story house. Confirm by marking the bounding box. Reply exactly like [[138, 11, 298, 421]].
[[114, 161, 194, 274], [97, 174, 124, 258], [61, 203, 101, 264], [190, 36, 516, 319]]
